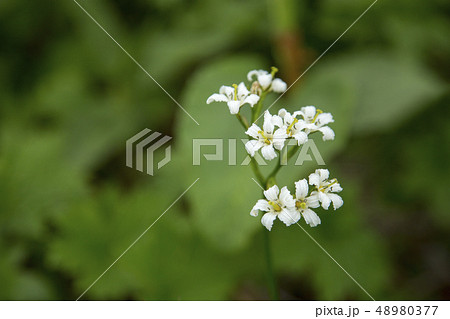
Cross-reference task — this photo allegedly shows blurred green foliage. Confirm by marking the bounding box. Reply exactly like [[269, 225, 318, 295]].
[[0, 0, 449, 300]]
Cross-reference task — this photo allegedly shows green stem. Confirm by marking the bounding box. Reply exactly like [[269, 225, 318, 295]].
[[250, 158, 265, 186], [236, 113, 249, 129], [267, 144, 300, 181], [262, 226, 279, 300], [252, 91, 268, 123]]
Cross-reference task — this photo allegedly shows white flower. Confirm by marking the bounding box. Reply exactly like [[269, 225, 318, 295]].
[[276, 108, 308, 145], [271, 78, 287, 92], [294, 179, 321, 227], [247, 68, 287, 93], [295, 106, 335, 141], [308, 169, 343, 210], [250, 185, 298, 231], [245, 111, 287, 160], [206, 82, 259, 114]]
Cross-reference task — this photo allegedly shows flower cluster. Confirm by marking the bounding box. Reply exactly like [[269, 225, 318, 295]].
[[245, 106, 335, 161], [250, 169, 343, 231], [206, 67, 343, 230], [206, 82, 260, 115], [206, 67, 287, 115], [247, 68, 287, 94]]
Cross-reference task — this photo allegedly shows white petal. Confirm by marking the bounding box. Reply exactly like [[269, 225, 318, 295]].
[[278, 209, 300, 226], [318, 126, 335, 141], [261, 144, 277, 160], [292, 110, 302, 118], [301, 106, 316, 120], [247, 69, 266, 81], [243, 94, 260, 107], [303, 123, 318, 131], [271, 115, 284, 128], [295, 179, 308, 199], [261, 212, 277, 231], [250, 199, 270, 216], [237, 82, 250, 100], [245, 123, 261, 139], [258, 74, 273, 90], [206, 93, 228, 104], [319, 192, 331, 210], [316, 113, 334, 126], [283, 113, 295, 126], [293, 131, 308, 145], [329, 183, 343, 193], [263, 111, 274, 134], [279, 186, 295, 208], [316, 169, 330, 182], [271, 78, 287, 92], [227, 101, 241, 114], [278, 108, 288, 118], [264, 185, 279, 201], [328, 193, 343, 210], [306, 193, 320, 208], [219, 85, 234, 99], [272, 128, 287, 150], [308, 172, 320, 186], [245, 140, 263, 157], [294, 119, 307, 131], [302, 209, 321, 227]]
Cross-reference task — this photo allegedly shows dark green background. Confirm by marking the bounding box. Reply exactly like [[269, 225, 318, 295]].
[[0, 0, 449, 300]]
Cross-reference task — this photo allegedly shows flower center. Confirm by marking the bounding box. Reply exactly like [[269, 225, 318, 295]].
[[268, 201, 282, 212], [258, 130, 272, 145], [286, 118, 298, 135], [295, 200, 307, 210]]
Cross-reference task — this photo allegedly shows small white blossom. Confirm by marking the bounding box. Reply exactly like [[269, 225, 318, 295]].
[[293, 179, 321, 227], [245, 111, 287, 160], [247, 68, 287, 93], [295, 106, 335, 141], [271, 78, 287, 92], [276, 108, 308, 145], [206, 82, 259, 114], [309, 169, 343, 210], [250, 185, 298, 231]]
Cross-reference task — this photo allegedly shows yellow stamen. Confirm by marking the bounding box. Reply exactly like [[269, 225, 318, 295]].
[[232, 84, 238, 101], [269, 201, 282, 212], [319, 179, 338, 192], [312, 109, 323, 122], [296, 200, 307, 210], [286, 118, 298, 135], [270, 66, 278, 77], [258, 130, 271, 145]]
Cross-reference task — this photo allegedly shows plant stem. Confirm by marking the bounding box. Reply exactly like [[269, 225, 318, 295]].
[[236, 113, 249, 129], [258, 145, 303, 300], [250, 158, 265, 186], [262, 226, 279, 300], [252, 91, 268, 123], [267, 144, 300, 181]]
